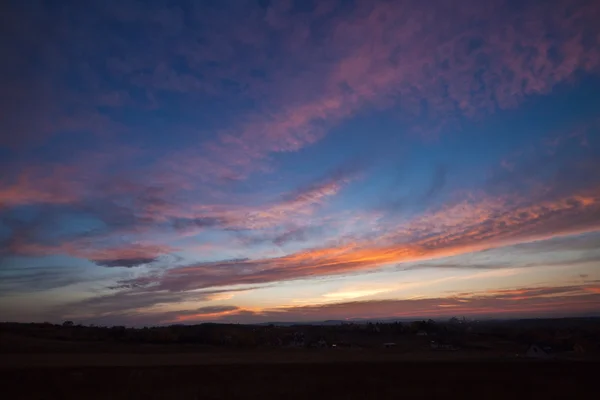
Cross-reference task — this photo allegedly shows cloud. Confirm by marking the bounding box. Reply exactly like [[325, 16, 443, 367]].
[[4, 125, 600, 289], [0, 159, 359, 265], [1, 160, 358, 260], [136, 283, 600, 325], [168, 305, 241, 323], [487, 120, 600, 197], [508, 231, 600, 254], [420, 164, 447, 202], [4, 237, 172, 269], [321, 288, 391, 302], [2, 0, 600, 207], [93, 257, 158, 268], [2, 0, 600, 322], [48, 280, 600, 326], [57, 290, 215, 318], [52, 285, 262, 325], [39, 0, 596, 185], [401, 251, 600, 272], [0, 266, 94, 293], [0, 167, 82, 208], [256, 284, 600, 322], [116, 184, 600, 292], [3, 0, 599, 154], [272, 226, 315, 247]]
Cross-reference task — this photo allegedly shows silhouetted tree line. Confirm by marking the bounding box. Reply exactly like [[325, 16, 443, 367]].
[[1, 317, 599, 351]]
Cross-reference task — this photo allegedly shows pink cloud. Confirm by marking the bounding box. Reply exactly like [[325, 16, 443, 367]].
[[3, 0, 600, 280], [5, 0, 600, 193], [232, 283, 600, 323], [7, 238, 172, 268], [0, 160, 104, 208], [148, 0, 600, 182], [117, 184, 600, 291], [77, 283, 600, 325], [1, 164, 356, 265]]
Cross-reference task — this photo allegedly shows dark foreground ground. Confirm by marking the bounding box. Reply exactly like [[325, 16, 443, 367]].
[[2, 361, 598, 399]]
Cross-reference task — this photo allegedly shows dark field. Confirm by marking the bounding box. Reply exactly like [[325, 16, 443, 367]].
[[2, 360, 597, 399], [2, 320, 599, 398]]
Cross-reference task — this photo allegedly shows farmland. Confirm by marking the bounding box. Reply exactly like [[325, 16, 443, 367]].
[[2, 319, 599, 398], [1, 360, 597, 399]]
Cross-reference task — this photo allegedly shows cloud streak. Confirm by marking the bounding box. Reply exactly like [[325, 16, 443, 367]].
[[61, 283, 600, 326], [2, 0, 600, 324], [118, 186, 600, 292]]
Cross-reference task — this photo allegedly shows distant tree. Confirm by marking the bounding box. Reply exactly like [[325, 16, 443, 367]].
[[62, 321, 74, 327]]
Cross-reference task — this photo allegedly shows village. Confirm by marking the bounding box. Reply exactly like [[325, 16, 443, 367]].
[[2, 317, 599, 361], [2, 317, 599, 398]]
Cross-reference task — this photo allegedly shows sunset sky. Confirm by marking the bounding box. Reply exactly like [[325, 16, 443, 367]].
[[1, 0, 600, 326]]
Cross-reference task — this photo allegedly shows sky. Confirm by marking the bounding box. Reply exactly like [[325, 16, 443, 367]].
[[1, 0, 600, 327]]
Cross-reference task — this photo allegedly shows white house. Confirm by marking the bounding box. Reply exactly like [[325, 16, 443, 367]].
[[525, 344, 553, 359], [430, 341, 456, 351]]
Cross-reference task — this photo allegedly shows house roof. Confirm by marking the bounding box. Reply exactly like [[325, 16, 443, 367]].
[[529, 343, 572, 354]]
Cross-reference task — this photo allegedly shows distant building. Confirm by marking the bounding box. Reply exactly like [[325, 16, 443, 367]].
[[525, 344, 553, 359], [383, 342, 396, 348], [573, 343, 586, 354], [572, 339, 598, 355], [416, 330, 428, 336], [430, 341, 457, 351]]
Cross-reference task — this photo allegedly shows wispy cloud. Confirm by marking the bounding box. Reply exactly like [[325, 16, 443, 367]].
[[115, 185, 600, 291], [1, 163, 357, 264], [0, 265, 96, 293], [149, 0, 600, 181], [2, 0, 600, 323], [53, 285, 262, 323], [5, 0, 598, 175], [237, 283, 600, 323], [64, 283, 600, 326]]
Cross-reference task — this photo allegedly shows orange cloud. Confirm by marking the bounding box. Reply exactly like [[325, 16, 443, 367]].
[[119, 186, 600, 291], [176, 284, 600, 324], [170, 306, 244, 323], [3, 0, 600, 303], [60, 282, 600, 326]]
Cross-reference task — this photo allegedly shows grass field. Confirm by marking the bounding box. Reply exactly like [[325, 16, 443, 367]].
[[1, 356, 597, 399], [0, 349, 521, 367]]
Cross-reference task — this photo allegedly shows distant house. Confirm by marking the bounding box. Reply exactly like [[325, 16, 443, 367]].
[[416, 330, 428, 336], [430, 340, 457, 351], [290, 339, 305, 348], [573, 343, 586, 355], [525, 344, 553, 359], [290, 331, 305, 347], [383, 342, 397, 348], [573, 342, 592, 355], [572, 339, 598, 355]]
